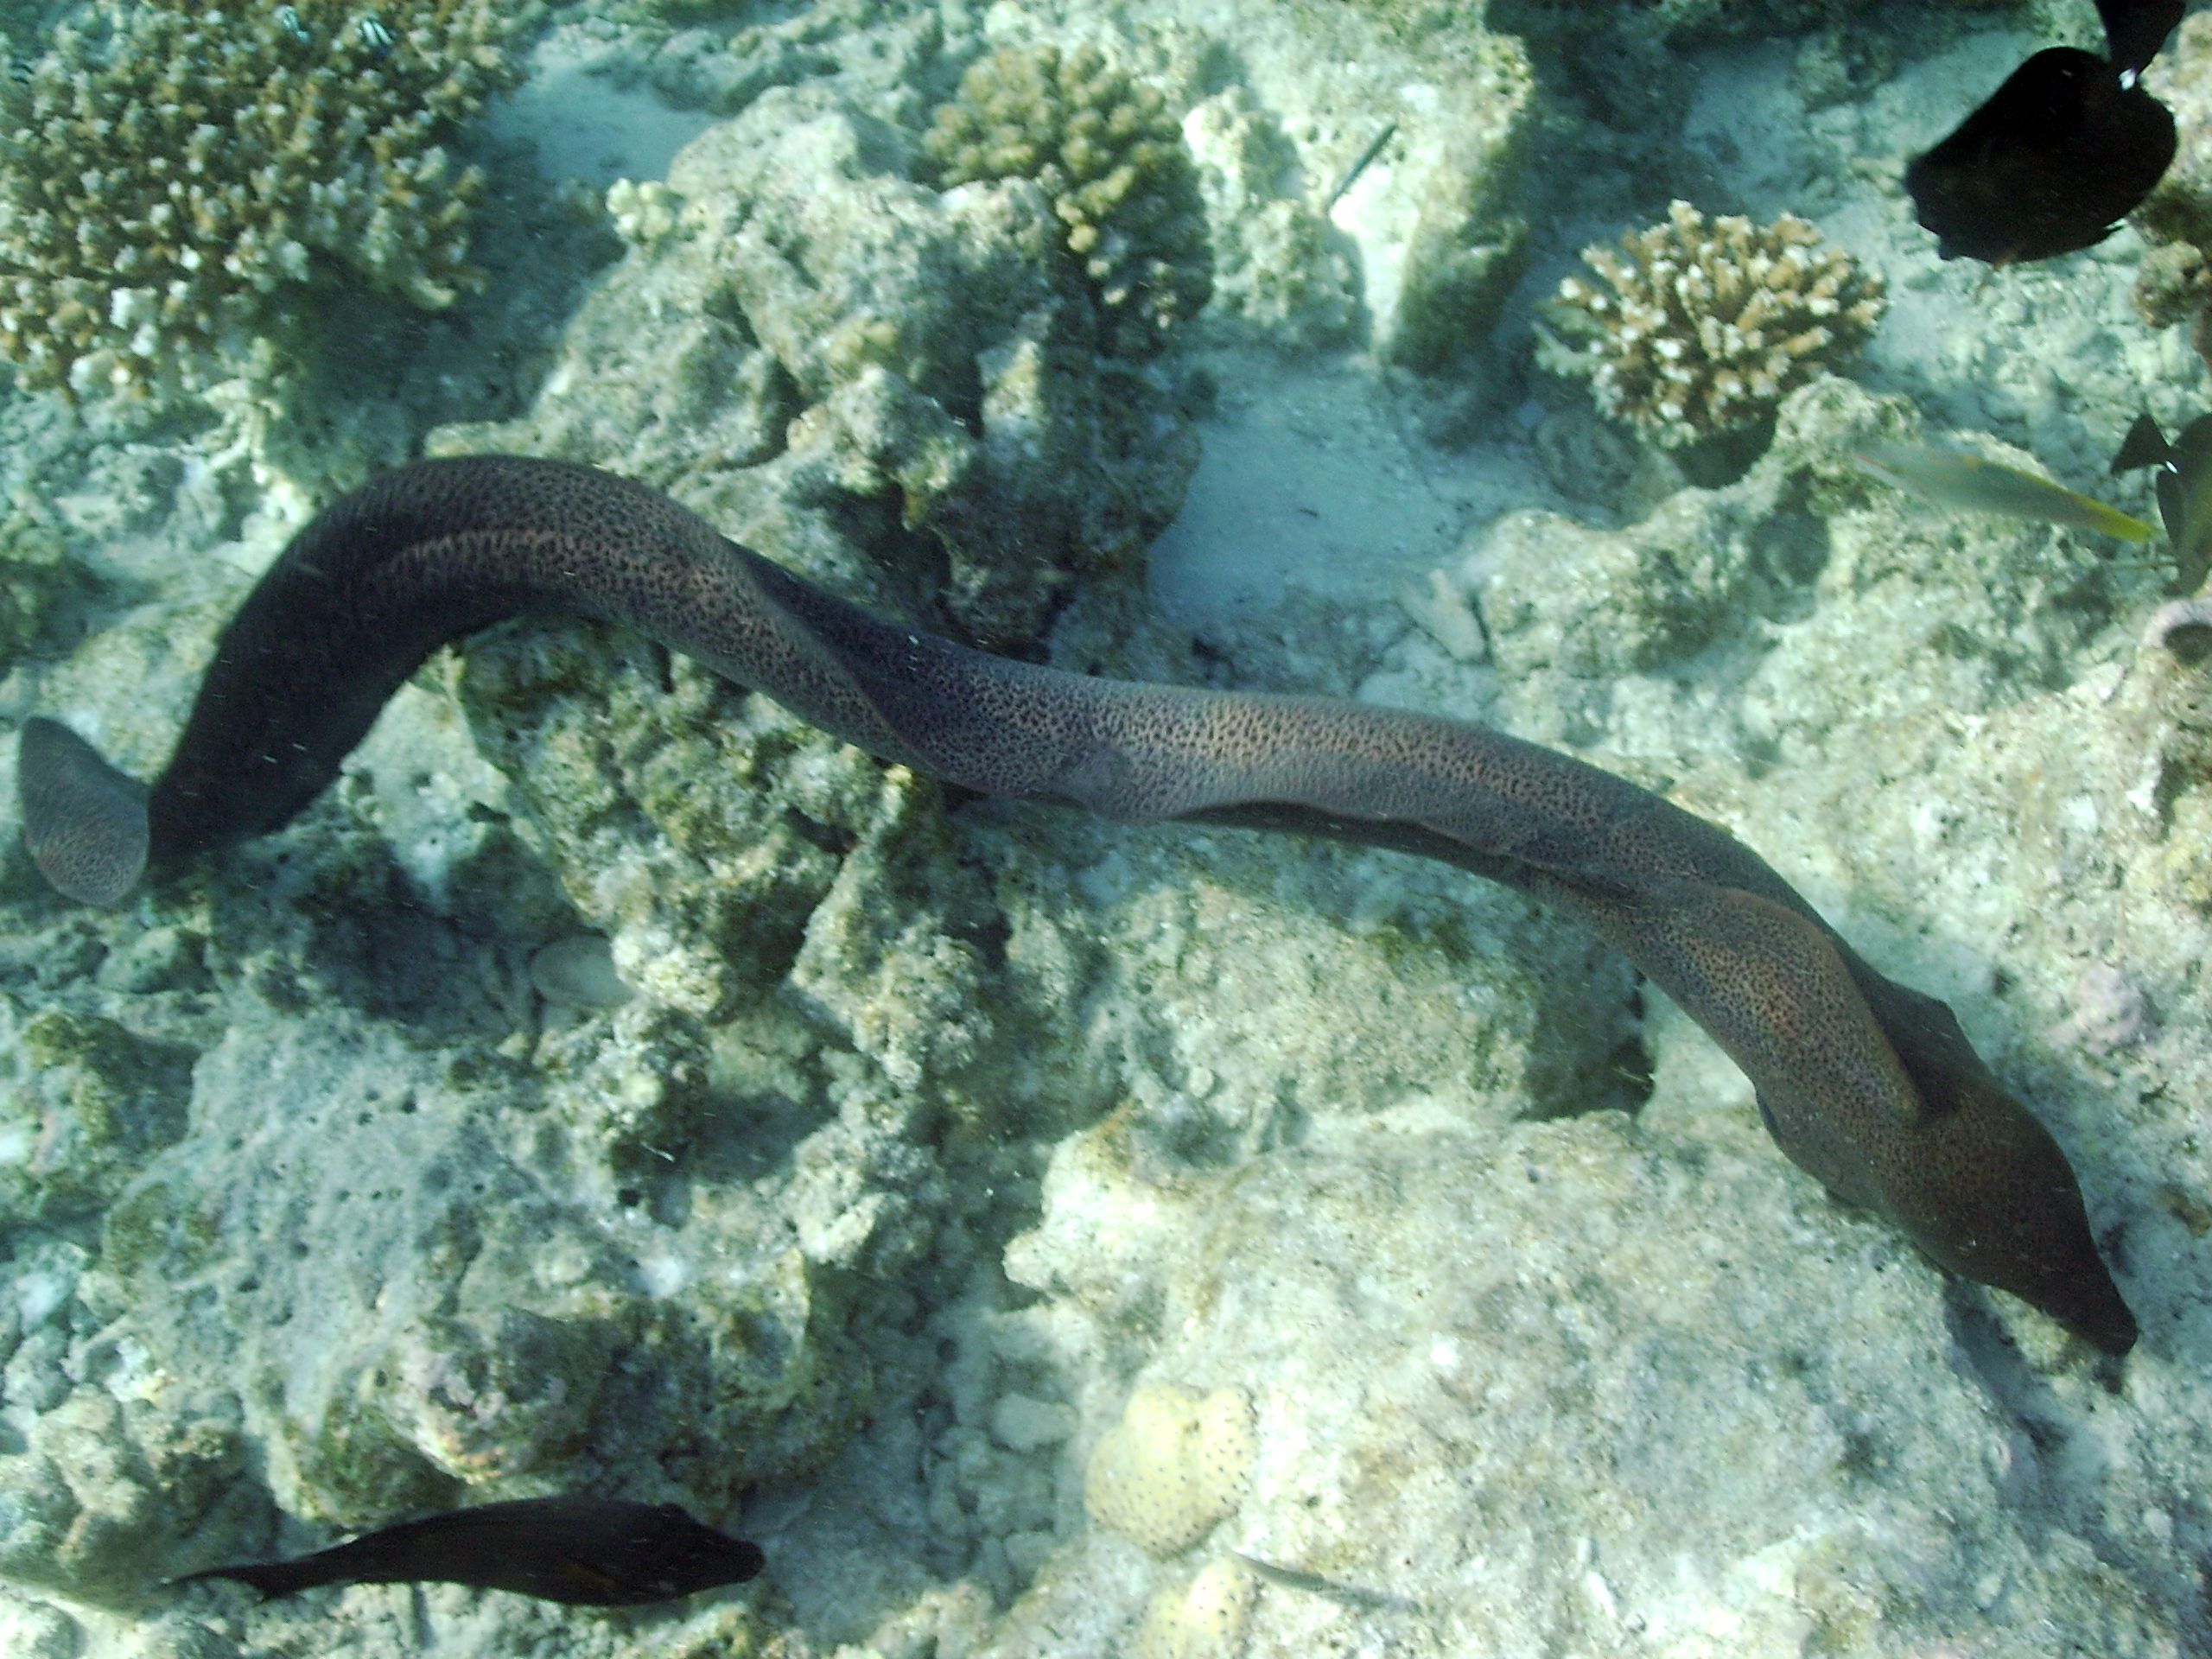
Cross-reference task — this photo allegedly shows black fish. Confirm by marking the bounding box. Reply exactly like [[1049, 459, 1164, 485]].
[[1905, 47, 2176, 264], [2099, 0, 2185, 80], [170, 1496, 765, 1606], [2113, 410, 2212, 593]]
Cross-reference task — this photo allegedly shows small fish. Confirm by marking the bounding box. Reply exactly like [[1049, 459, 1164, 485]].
[[1324, 121, 1397, 213], [357, 15, 397, 54], [169, 1496, 765, 1607], [2112, 411, 2212, 593], [8, 56, 35, 86], [1233, 1552, 1420, 1614], [275, 4, 312, 45], [1904, 47, 2176, 264], [1853, 442, 2156, 542]]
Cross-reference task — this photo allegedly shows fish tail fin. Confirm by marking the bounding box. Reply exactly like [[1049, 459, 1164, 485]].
[[2113, 412, 2171, 475], [1848, 445, 1910, 489], [171, 1557, 333, 1600], [16, 717, 150, 906], [2080, 499, 2159, 543]]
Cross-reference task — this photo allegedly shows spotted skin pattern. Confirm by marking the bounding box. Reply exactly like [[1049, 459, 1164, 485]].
[[16, 454, 2137, 1354]]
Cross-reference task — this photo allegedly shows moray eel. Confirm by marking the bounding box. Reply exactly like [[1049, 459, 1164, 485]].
[[16, 455, 2138, 1354]]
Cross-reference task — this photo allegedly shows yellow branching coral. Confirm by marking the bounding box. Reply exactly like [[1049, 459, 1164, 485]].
[[924, 42, 1212, 359], [0, 0, 531, 398], [1545, 199, 1885, 448]]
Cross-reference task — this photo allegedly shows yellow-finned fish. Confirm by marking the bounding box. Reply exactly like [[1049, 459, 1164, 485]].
[[1853, 442, 2156, 543], [2112, 410, 2212, 594]]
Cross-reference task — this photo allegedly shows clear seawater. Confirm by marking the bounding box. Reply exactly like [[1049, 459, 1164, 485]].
[[0, 3, 2203, 1656]]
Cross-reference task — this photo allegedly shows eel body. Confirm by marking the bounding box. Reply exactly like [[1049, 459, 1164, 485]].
[[16, 454, 2138, 1354]]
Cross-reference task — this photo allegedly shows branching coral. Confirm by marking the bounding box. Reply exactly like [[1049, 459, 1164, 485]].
[[923, 42, 1212, 359], [1544, 199, 1885, 450], [0, 0, 530, 398]]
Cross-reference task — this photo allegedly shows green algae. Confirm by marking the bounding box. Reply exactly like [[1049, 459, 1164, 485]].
[[2, 1005, 194, 1226]]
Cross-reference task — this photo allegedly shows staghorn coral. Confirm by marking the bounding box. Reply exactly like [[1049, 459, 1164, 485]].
[[924, 42, 1212, 359], [0, 0, 530, 398], [1544, 199, 1884, 450]]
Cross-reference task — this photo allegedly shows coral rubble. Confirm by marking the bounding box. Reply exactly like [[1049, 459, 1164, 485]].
[[0, 0, 528, 397], [1544, 199, 1885, 450]]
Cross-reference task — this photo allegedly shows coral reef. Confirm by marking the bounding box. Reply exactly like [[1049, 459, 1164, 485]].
[[436, 92, 1199, 651], [1484, 380, 2139, 755], [15, 3, 2212, 1653], [0, 0, 529, 397], [1382, 30, 1534, 371], [1543, 200, 1885, 451], [1182, 86, 1357, 353], [923, 42, 1212, 359], [2134, 13, 2212, 370], [992, 1039, 2177, 1656], [0, 492, 94, 668], [0, 1001, 193, 1227], [603, 177, 683, 247]]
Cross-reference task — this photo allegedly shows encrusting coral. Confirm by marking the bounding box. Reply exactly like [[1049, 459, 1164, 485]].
[[1134, 1556, 1257, 1659], [1544, 199, 1885, 449], [1084, 1382, 1257, 1559], [0, 0, 530, 398], [923, 42, 1212, 359]]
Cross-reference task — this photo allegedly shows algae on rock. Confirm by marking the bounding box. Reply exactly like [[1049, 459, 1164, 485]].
[[1383, 29, 1535, 372], [0, 1001, 194, 1227], [0, 493, 96, 670], [1480, 379, 2141, 757], [1184, 86, 1358, 353]]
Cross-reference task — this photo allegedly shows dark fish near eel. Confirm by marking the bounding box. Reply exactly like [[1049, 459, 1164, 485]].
[[2097, 0, 2187, 82], [15, 455, 2139, 1355], [1905, 0, 2183, 264], [2113, 410, 2212, 594], [170, 1495, 764, 1605]]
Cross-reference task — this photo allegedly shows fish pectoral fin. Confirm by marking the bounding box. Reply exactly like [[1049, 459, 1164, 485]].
[[553, 1560, 634, 1599], [168, 1559, 325, 1600]]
